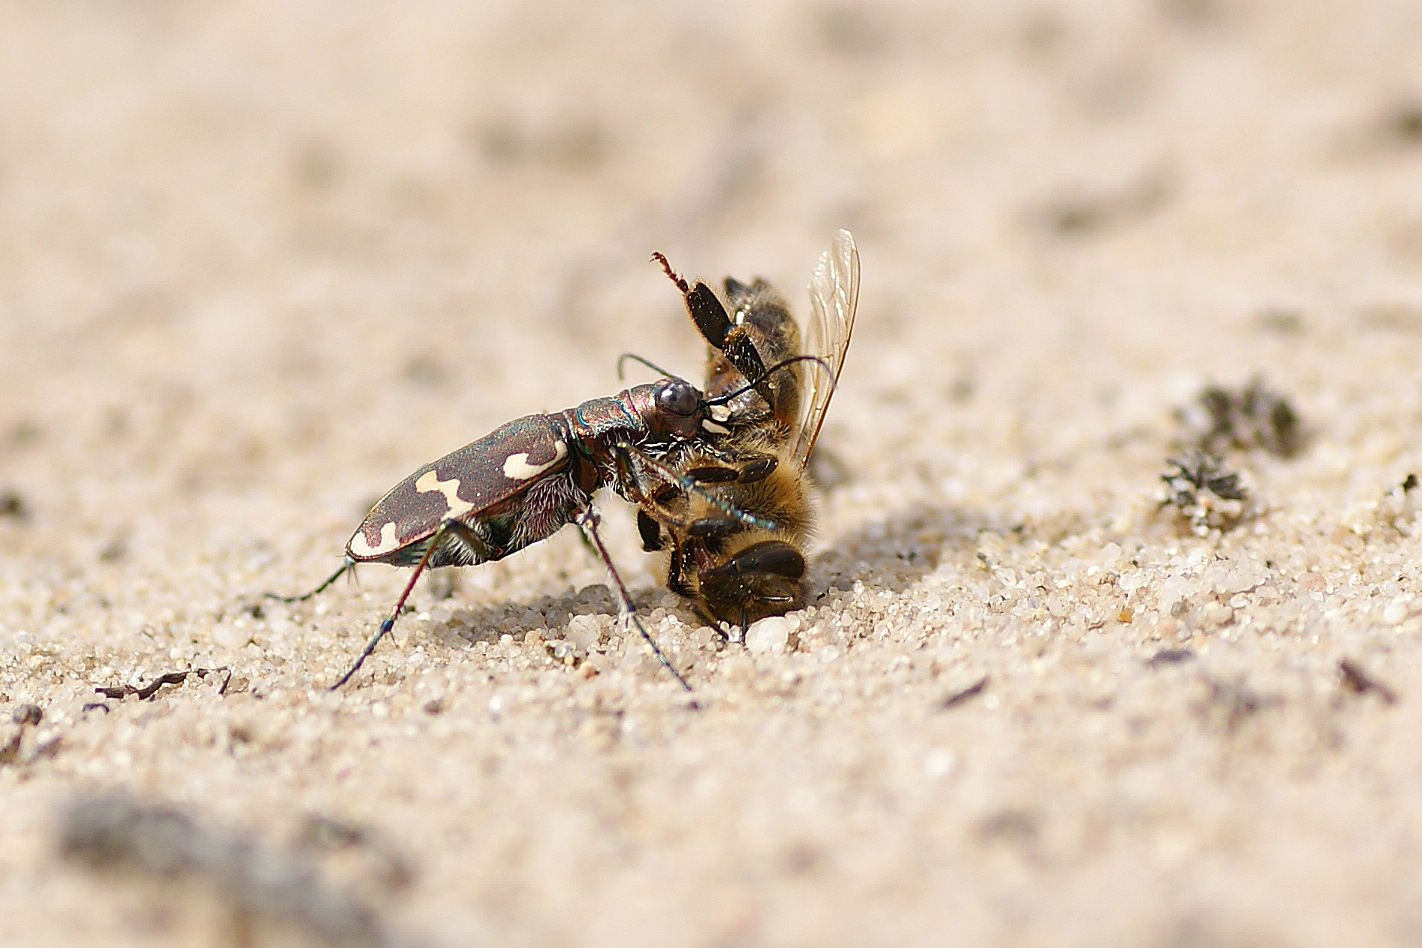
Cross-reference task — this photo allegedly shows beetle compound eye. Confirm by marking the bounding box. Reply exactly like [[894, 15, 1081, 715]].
[[657, 379, 699, 417]]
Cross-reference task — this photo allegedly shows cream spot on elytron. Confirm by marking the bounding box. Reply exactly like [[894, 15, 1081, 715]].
[[350, 521, 398, 558], [502, 440, 567, 480], [415, 469, 475, 518]]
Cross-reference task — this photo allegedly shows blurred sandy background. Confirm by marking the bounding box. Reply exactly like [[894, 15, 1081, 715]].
[[5, 1, 1422, 945]]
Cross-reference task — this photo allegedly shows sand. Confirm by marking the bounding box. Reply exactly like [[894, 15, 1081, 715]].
[[5, 2, 1422, 946]]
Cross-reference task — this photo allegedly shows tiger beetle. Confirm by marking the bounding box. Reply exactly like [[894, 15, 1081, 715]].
[[271, 375, 781, 690]]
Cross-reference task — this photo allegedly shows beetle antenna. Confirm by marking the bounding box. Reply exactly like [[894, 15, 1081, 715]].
[[616, 352, 678, 382]]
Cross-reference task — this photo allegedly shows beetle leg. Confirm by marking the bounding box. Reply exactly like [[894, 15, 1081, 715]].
[[576, 522, 602, 556], [617, 443, 778, 533], [266, 557, 356, 603], [330, 522, 453, 689], [573, 502, 691, 692]]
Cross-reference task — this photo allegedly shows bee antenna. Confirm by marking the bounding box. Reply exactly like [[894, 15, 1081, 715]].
[[617, 352, 679, 381], [706, 354, 835, 407]]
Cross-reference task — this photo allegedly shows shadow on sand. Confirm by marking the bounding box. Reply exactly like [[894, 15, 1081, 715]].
[[813, 502, 1002, 598]]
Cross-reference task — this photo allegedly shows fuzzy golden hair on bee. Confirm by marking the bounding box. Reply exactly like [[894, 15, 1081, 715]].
[[641, 230, 859, 631]]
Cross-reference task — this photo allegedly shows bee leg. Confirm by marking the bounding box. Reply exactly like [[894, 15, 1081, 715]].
[[574, 502, 692, 692], [721, 328, 771, 397], [687, 516, 739, 539], [666, 535, 696, 599], [698, 541, 807, 631], [637, 508, 666, 552], [733, 453, 778, 483], [653, 251, 768, 385], [691, 603, 736, 641], [685, 465, 740, 484]]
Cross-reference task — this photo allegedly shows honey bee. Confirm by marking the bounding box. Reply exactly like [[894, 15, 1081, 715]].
[[640, 230, 859, 628]]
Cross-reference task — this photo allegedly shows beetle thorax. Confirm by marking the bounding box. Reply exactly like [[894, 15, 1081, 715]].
[[566, 380, 705, 445]]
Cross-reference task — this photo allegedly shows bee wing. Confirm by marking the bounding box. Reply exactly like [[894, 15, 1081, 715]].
[[792, 229, 859, 470]]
